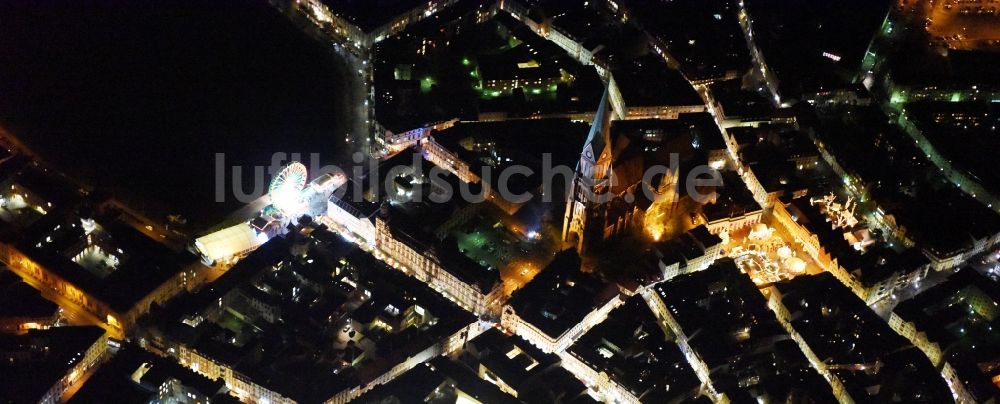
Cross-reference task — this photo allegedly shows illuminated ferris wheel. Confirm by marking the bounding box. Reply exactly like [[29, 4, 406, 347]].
[[269, 162, 308, 214]]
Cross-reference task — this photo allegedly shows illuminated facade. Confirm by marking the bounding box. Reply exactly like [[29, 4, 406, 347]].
[[25, 327, 111, 404], [500, 293, 624, 354], [622, 104, 707, 120], [654, 226, 724, 282], [889, 269, 1000, 403], [419, 136, 480, 184], [887, 312, 974, 404], [327, 321, 486, 404], [701, 208, 761, 235], [562, 89, 620, 254], [374, 215, 504, 316], [765, 286, 867, 403], [0, 242, 197, 339], [563, 90, 704, 253], [325, 191, 377, 246], [179, 346, 295, 404], [556, 350, 641, 404], [164, 231, 488, 404], [278, 0, 463, 55], [379, 126, 428, 155], [500, 0, 600, 69], [376, 119, 459, 156], [639, 287, 727, 403]]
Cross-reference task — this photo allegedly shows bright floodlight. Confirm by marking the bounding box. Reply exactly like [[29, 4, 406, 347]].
[[786, 257, 807, 274], [269, 162, 308, 215]]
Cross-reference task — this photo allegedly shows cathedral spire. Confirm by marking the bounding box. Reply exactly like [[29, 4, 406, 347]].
[[582, 85, 613, 165], [577, 84, 616, 183], [564, 84, 618, 254]]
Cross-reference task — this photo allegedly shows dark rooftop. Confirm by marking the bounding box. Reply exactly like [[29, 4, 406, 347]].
[[0, 326, 105, 404], [745, 0, 892, 97], [709, 79, 776, 121], [568, 295, 701, 402], [433, 118, 591, 170], [888, 47, 1000, 90], [355, 356, 519, 403], [380, 203, 501, 295], [621, 0, 752, 81], [528, 0, 648, 63], [654, 260, 836, 402], [703, 171, 761, 223], [154, 228, 475, 403], [905, 101, 1000, 193], [612, 54, 703, 107], [12, 210, 196, 313], [895, 268, 1000, 402], [775, 272, 954, 402], [465, 328, 597, 403], [68, 343, 226, 403], [431, 118, 592, 197], [508, 249, 621, 340], [371, 12, 604, 131], [320, 0, 433, 32], [0, 268, 58, 320]]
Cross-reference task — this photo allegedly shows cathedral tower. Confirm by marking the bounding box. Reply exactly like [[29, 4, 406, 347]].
[[563, 87, 616, 254]]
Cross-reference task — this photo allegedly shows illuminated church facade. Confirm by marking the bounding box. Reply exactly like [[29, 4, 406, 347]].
[[562, 89, 697, 254]]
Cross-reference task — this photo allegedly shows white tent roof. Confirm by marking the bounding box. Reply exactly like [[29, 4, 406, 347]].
[[195, 223, 263, 262]]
